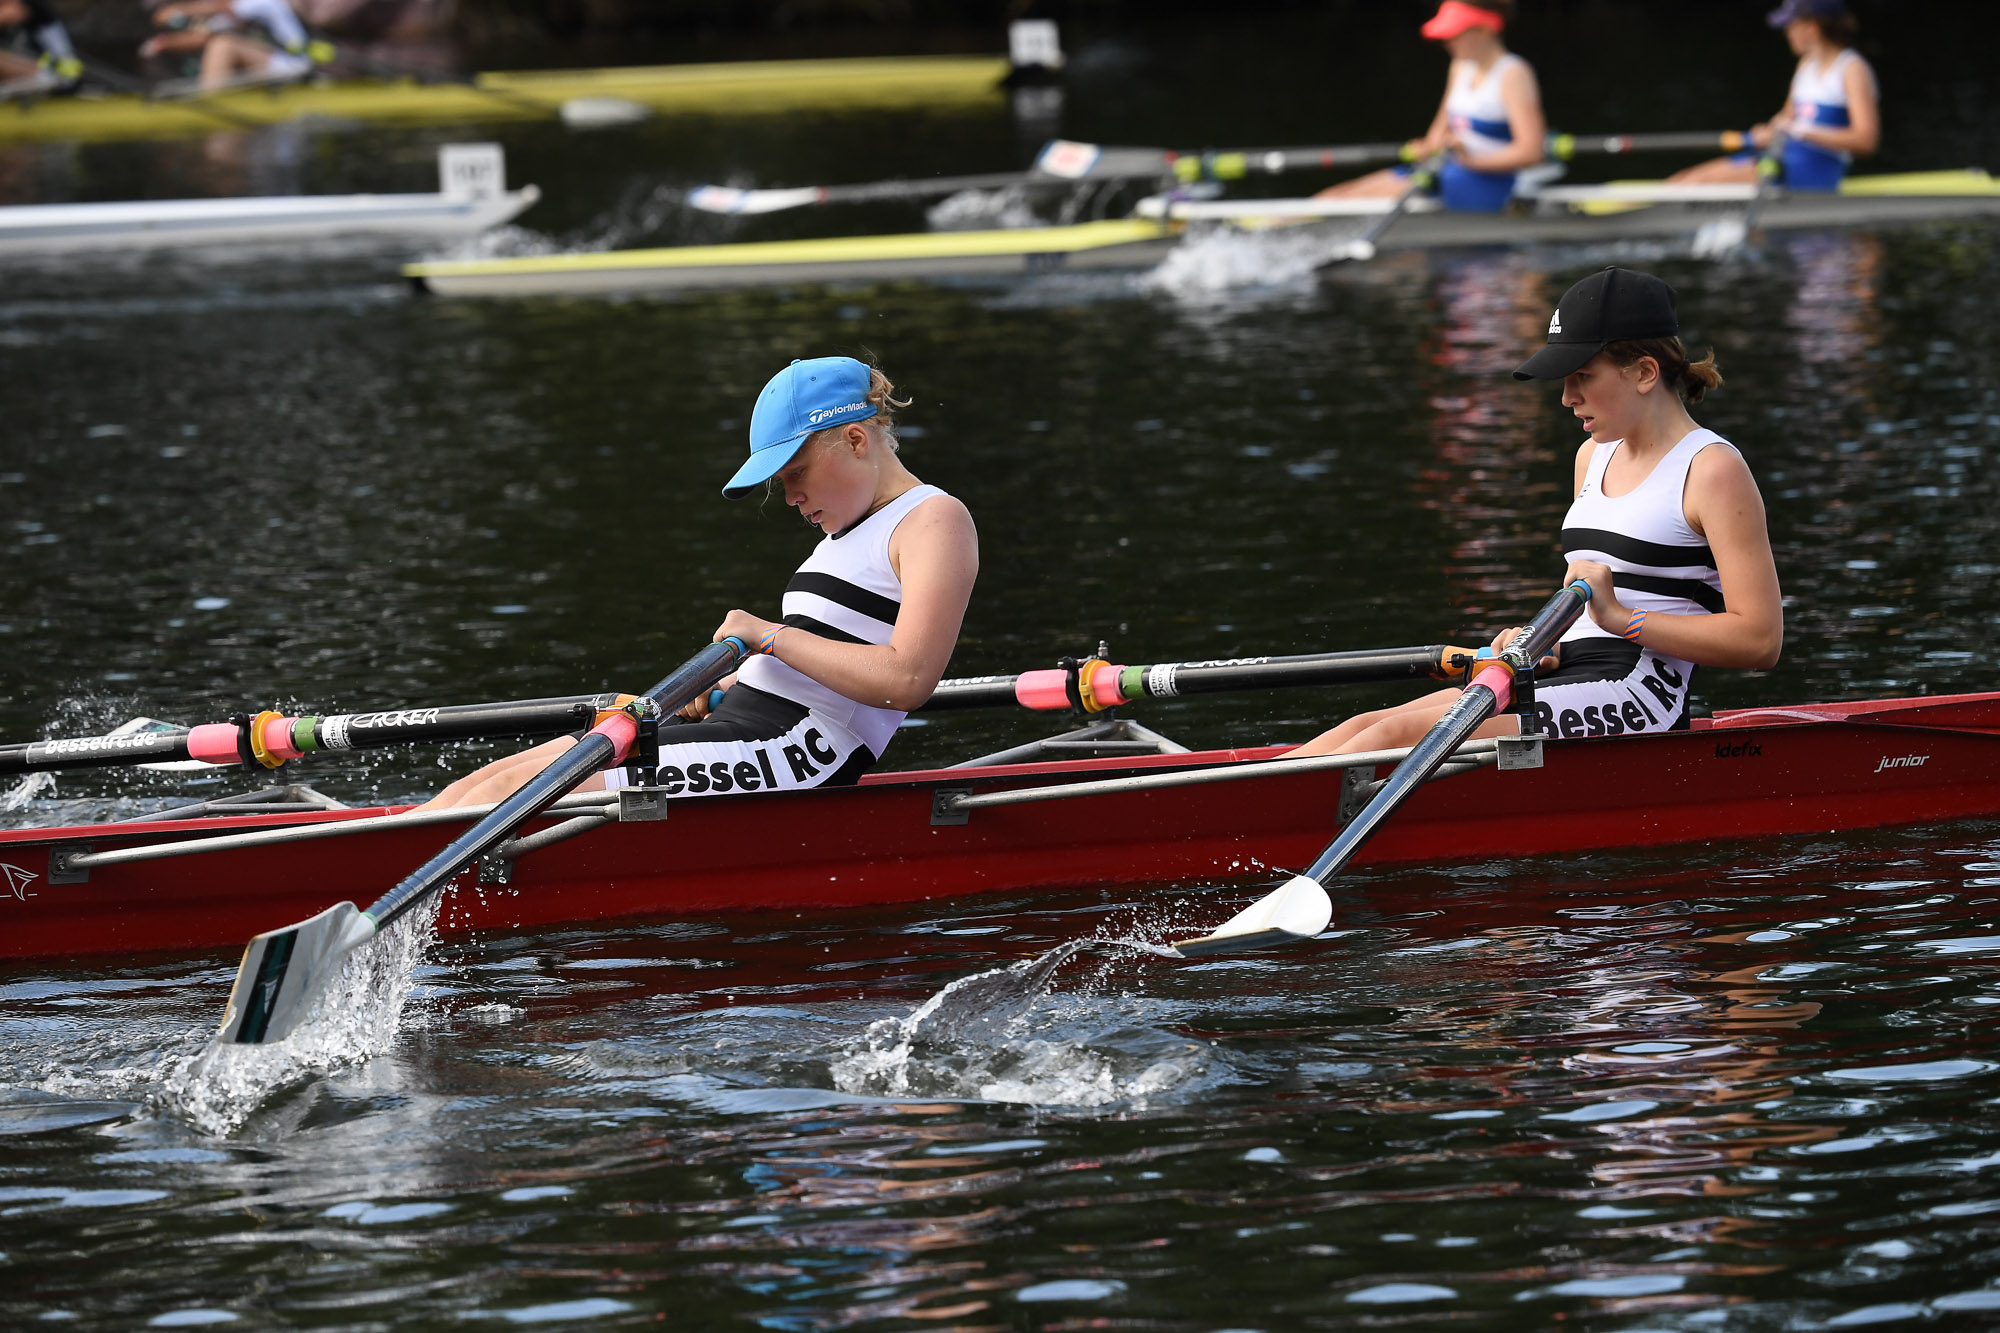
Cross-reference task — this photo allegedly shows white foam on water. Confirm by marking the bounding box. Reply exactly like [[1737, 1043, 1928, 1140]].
[[829, 934, 1202, 1109], [160, 899, 439, 1137], [1, 771, 55, 811], [1144, 221, 1371, 298], [925, 187, 1042, 232]]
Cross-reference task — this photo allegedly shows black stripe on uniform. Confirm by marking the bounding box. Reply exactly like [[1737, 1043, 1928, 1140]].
[[1562, 527, 1716, 572], [1614, 572, 1727, 614], [782, 614, 870, 645], [787, 571, 901, 625], [1539, 636, 1643, 686]]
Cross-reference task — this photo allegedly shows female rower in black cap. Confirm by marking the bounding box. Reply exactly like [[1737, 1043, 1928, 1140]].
[[1292, 266, 1782, 756]]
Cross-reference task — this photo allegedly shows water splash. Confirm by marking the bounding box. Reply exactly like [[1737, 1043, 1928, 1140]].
[[925, 187, 1042, 232], [830, 934, 1200, 1109], [1, 771, 54, 811], [160, 898, 439, 1137], [1145, 220, 1372, 298]]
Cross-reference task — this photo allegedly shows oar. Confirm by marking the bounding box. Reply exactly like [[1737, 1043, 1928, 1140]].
[[919, 644, 1473, 713], [0, 692, 655, 776], [1173, 579, 1591, 957], [1546, 130, 1750, 160], [215, 637, 747, 1046], [5, 643, 1475, 775], [1325, 148, 1449, 264], [684, 137, 1414, 216]]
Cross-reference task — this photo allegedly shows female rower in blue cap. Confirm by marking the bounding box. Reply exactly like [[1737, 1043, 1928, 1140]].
[[1670, 0, 1877, 191], [424, 357, 978, 809], [1292, 267, 1782, 757]]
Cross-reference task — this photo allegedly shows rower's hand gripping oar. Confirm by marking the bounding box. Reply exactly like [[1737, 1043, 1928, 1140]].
[[1174, 579, 1592, 957], [216, 637, 749, 1046]]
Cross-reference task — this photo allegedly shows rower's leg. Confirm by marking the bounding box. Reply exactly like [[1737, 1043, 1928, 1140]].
[[417, 735, 611, 811], [1314, 168, 1411, 200], [201, 34, 271, 87], [1285, 687, 1464, 757], [1666, 157, 1761, 186]]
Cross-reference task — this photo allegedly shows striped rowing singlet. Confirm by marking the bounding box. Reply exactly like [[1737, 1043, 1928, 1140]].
[[1783, 48, 1868, 191], [1439, 52, 1527, 212], [1560, 429, 1732, 671], [735, 482, 947, 758]]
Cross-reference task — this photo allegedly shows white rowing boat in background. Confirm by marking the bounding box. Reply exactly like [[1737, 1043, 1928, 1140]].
[[0, 144, 537, 256], [406, 168, 2000, 297]]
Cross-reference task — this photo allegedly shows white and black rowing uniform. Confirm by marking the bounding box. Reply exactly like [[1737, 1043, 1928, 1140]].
[[1528, 428, 1732, 740], [604, 483, 953, 798]]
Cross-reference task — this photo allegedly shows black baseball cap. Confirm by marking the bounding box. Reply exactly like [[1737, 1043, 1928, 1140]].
[[1512, 266, 1680, 381]]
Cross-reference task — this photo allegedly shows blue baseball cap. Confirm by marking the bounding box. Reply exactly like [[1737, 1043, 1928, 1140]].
[[722, 357, 878, 499], [1767, 0, 1846, 26]]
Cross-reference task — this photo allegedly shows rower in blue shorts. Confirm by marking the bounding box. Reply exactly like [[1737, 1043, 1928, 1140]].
[[1314, 0, 1545, 214], [1671, 0, 1878, 191]]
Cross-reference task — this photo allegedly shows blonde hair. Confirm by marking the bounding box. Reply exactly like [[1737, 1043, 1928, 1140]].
[[809, 365, 910, 454]]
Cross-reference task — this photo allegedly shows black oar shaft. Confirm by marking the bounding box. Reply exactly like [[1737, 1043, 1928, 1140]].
[[361, 639, 745, 931], [1302, 580, 1590, 885], [917, 645, 1466, 713]]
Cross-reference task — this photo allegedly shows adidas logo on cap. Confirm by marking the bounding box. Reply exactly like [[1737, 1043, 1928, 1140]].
[[1548, 309, 1563, 334]]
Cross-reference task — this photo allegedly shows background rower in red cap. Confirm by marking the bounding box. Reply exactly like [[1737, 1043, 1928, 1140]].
[[1669, 0, 1878, 191], [1291, 267, 1783, 757], [1314, 0, 1545, 213]]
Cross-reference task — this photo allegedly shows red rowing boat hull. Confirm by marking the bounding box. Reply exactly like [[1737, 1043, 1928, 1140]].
[[3, 692, 1997, 961]]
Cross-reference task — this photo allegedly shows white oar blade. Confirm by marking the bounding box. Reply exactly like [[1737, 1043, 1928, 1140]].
[[218, 901, 376, 1045], [684, 184, 823, 215], [1173, 874, 1333, 958]]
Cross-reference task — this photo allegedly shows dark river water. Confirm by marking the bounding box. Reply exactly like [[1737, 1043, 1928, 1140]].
[[6, 6, 2000, 1329]]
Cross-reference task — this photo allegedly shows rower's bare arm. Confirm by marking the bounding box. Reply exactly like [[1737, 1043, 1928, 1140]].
[[716, 496, 978, 713], [1802, 57, 1880, 157], [1462, 61, 1546, 173], [1617, 446, 1781, 670]]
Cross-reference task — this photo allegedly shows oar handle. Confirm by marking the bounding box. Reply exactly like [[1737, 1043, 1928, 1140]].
[[361, 637, 747, 931], [1504, 578, 1594, 676]]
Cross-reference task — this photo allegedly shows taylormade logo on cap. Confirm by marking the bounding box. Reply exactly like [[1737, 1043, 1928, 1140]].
[[806, 401, 868, 426]]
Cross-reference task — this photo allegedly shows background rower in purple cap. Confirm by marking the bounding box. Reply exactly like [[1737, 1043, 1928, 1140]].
[[1670, 0, 1878, 191], [1313, 0, 1545, 214], [424, 357, 978, 810], [1290, 266, 1782, 757]]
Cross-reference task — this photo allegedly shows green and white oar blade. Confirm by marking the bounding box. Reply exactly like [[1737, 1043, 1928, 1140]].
[[1173, 873, 1332, 957], [218, 901, 377, 1045]]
